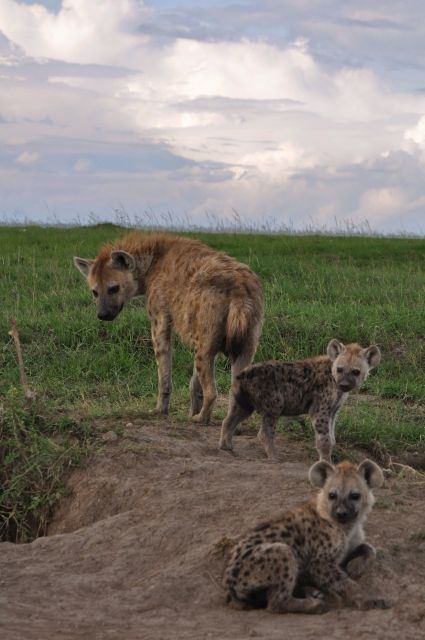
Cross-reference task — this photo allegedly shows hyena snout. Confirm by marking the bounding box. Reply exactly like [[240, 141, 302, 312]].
[[333, 364, 367, 392], [336, 377, 357, 393], [97, 301, 124, 321], [333, 503, 357, 524]]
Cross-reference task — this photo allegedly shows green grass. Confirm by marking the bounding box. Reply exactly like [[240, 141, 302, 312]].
[[0, 387, 93, 542], [1, 224, 425, 539]]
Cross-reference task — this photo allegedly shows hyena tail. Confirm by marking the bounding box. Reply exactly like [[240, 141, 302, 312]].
[[225, 298, 256, 358]]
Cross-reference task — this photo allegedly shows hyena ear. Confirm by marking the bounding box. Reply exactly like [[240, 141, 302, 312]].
[[139, 252, 153, 274], [362, 345, 381, 369], [309, 460, 335, 488], [327, 339, 345, 361], [357, 459, 384, 489], [73, 257, 94, 278], [110, 250, 136, 272]]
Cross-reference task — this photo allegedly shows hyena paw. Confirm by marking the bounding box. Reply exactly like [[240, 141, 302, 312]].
[[305, 596, 328, 614], [191, 412, 210, 425], [359, 597, 393, 610], [303, 586, 325, 601], [218, 440, 234, 454], [345, 557, 370, 580]]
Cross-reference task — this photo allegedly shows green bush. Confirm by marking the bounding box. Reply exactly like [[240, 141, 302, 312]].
[[0, 387, 92, 542]]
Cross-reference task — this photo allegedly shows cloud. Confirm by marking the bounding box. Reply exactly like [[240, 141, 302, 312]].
[[14, 150, 40, 166], [1, 1, 425, 231], [73, 158, 91, 172], [0, 0, 147, 65]]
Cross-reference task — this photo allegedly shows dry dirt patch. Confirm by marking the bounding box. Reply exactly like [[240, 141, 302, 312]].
[[0, 419, 424, 640]]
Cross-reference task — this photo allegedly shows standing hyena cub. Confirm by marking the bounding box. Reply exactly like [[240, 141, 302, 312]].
[[74, 232, 263, 423], [224, 459, 391, 614], [219, 340, 381, 461]]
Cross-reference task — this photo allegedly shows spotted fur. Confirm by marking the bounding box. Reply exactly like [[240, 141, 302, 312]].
[[219, 340, 380, 460], [223, 459, 391, 614]]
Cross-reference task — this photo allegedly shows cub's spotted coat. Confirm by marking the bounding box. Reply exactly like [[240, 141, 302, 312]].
[[223, 459, 391, 614], [219, 340, 380, 461]]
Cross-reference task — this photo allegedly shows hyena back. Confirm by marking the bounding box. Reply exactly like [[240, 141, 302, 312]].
[[74, 232, 263, 423], [223, 459, 391, 614], [219, 339, 381, 461]]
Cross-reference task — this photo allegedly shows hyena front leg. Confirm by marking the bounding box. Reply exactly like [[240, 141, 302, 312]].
[[342, 543, 376, 580], [311, 412, 333, 462], [219, 397, 253, 452], [309, 561, 391, 610], [257, 414, 279, 461], [191, 350, 217, 424], [151, 314, 173, 415]]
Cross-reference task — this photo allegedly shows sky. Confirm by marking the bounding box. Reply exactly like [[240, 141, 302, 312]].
[[1, 1, 425, 232]]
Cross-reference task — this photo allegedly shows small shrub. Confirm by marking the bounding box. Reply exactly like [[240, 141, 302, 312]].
[[0, 387, 92, 542]]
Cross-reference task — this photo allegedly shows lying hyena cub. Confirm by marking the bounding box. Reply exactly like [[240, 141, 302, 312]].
[[224, 459, 391, 614], [219, 339, 380, 461]]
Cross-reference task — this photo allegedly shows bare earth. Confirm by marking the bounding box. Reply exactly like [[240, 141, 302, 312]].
[[1, 413, 424, 640]]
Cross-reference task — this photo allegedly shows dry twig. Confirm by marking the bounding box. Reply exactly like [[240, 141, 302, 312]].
[[8, 317, 36, 402]]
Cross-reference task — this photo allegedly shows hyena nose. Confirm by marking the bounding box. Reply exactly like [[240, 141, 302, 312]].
[[97, 311, 114, 321], [336, 509, 349, 522], [338, 382, 352, 392]]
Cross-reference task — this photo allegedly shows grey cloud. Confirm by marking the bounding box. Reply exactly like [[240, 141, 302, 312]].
[[172, 96, 305, 113], [335, 17, 411, 32]]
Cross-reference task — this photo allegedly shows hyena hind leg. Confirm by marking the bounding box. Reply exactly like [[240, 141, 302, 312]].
[[230, 343, 257, 435], [191, 351, 217, 424], [268, 589, 327, 615], [189, 364, 203, 417]]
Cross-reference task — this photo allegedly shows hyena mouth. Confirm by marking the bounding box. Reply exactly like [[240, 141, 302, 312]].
[[338, 383, 353, 392], [97, 303, 124, 321], [335, 511, 356, 525]]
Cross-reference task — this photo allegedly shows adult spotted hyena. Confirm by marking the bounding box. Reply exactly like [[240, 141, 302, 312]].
[[74, 232, 263, 423], [219, 340, 381, 461], [224, 459, 391, 614]]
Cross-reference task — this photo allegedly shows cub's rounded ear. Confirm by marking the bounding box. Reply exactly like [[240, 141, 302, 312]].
[[357, 459, 384, 489], [327, 339, 345, 361], [362, 345, 381, 369], [309, 460, 335, 488], [110, 250, 136, 272], [73, 257, 94, 278]]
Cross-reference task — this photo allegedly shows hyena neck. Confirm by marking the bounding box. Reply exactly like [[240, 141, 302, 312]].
[[346, 521, 366, 548], [132, 255, 153, 295]]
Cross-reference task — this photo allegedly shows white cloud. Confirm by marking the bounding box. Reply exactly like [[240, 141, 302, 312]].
[[404, 114, 425, 148], [73, 158, 91, 172], [1, 1, 425, 231], [0, 0, 147, 66], [14, 150, 40, 166]]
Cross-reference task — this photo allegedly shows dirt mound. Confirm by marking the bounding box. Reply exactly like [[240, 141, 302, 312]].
[[1, 418, 424, 639]]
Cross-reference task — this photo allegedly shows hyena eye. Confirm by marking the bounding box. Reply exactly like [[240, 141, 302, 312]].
[[349, 492, 361, 500], [107, 285, 120, 295], [336, 367, 343, 374], [328, 492, 337, 500], [92, 290, 98, 298], [351, 369, 361, 376]]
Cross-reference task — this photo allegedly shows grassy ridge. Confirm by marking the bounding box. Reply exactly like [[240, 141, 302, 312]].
[[1, 224, 425, 457]]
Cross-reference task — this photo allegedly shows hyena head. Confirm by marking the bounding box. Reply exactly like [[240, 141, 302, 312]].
[[310, 459, 384, 528], [327, 339, 381, 393], [74, 249, 152, 321]]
